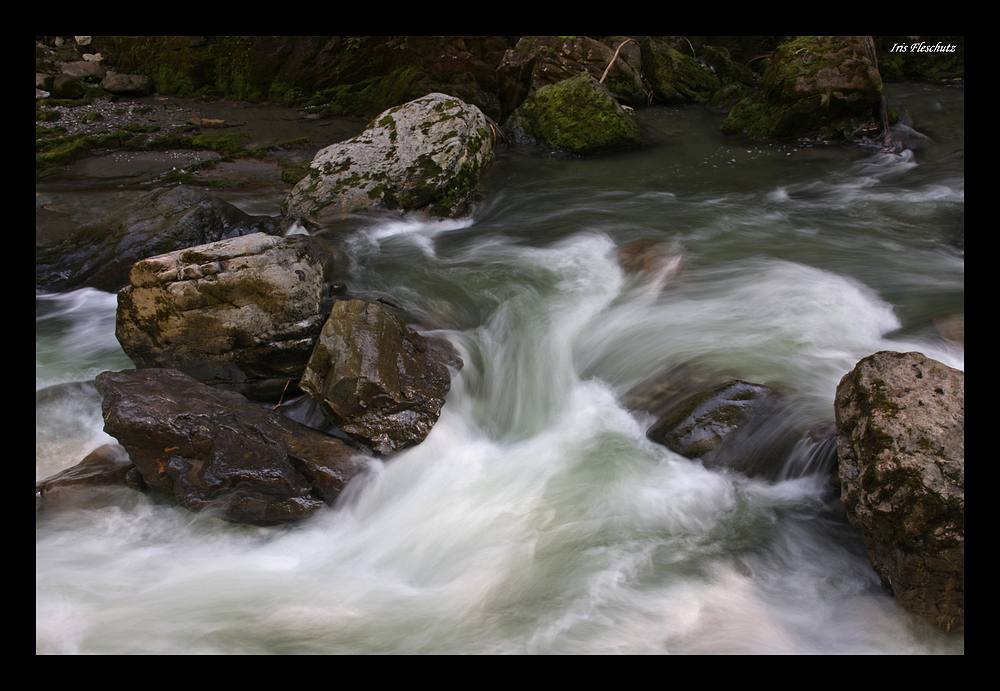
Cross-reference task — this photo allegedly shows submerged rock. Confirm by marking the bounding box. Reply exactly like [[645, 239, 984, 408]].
[[95, 368, 371, 526], [35, 443, 135, 512], [35, 185, 280, 293], [645, 378, 803, 479], [282, 92, 494, 221], [115, 232, 345, 402], [503, 72, 644, 154], [300, 299, 458, 455], [835, 350, 964, 632], [720, 36, 883, 140]]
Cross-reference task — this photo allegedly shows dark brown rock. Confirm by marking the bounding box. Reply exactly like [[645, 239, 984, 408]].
[[300, 299, 456, 455], [35, 443, 134, 512], [646, 378, 803, 479], [835, 350, 964, 631], [95, 368, 372, 526]]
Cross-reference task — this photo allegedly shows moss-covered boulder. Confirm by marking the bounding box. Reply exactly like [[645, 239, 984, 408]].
[[496, 36, 646, 119], [502, 73, 644, 155], [835, 351, 964, 632], [281, 92, 494, 221], [720, 36, 883, 140], [640, 37, 721, 105]]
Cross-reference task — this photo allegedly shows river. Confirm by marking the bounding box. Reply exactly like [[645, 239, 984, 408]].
[[36, 82, 964, 654]]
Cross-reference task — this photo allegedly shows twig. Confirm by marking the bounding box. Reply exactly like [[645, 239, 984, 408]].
[[600, 37, 639, 84], [271, 378, 292, 410]]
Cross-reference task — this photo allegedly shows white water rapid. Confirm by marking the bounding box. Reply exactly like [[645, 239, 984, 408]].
[[36, 82, 963, 654]]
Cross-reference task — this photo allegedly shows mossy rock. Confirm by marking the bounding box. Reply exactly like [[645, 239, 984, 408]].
[[720, 36, 883, 140], [640, 37, 721, 104], [503, 72, 644, 154]]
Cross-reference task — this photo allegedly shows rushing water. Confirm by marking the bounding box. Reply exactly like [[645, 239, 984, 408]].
[[36, 83, 964, 654]]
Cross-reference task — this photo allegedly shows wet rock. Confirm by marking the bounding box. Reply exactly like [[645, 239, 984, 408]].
[[645, 378, 803, 479], [282, 92, 494, 221], [640, 37, 721, 105], [496, 36, 646, 119], [95, 368, 372, 526], [36, 185, 281, 293], [720, 36, 883, 140], [835, 350, 964, 632], [502, 73, 644, 155], [617, 239, 684, 290], [300, 299, 457, 455], [115, 232, 345, 402], [35, 443, 135, 512]]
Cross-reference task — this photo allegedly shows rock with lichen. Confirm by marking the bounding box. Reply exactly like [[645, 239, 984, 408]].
[[835, 350, 964, 632], [281, 92, 495, 221]]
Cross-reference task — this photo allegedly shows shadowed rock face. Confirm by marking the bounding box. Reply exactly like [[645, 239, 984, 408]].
[[95, 367, 371, 526], [35, 185, 280, 293], [300, 299, 457, 456], [835, 350, 964, 632], [115, 232, 345, 402]]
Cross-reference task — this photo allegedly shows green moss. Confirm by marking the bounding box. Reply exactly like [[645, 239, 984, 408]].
[[515, 73, 643, 154]]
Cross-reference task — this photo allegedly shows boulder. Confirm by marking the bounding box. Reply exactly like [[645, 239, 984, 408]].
[[281, 92, 494, 222], [640, 37, 722, 105], [95, 368, 371, 526], [835, 351, 964, 631], [617, 238, 684, 290], [300, 299, 458, 455], [496, 36, 646, 119], [100, 72, 153, 96], [720, 36, 883, 140], [115, 232, 345, 402], [502, 73, 644, 155], [36, 185, 281, 293], [35, 443, 135, 512], [645, 378, 803, 479]]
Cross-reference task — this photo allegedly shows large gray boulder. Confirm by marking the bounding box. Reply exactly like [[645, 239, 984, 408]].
[[115, 232, 345, 402], [36, 185, 280, 293], [835, 351, 964, 632], [282, 92, 495, 221], [300, 299, 458, 455], [95, 368, 371, 526]]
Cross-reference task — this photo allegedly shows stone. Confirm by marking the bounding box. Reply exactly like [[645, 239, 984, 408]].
[[646, 378, 803, 479], [35, 443, 134, 512], [282, 92, 494, 221], [115, 232, 345, 402], [496, 36, 646, 119], [300, 299, 456, 455], [720, 36, 883, 140], [640, 37, 721, 105], [95, 368, 371, 526], [100, 72, 153, 96], [835, 350, 964, 631], [502, 73, 644, 155], [36, 185, 281, 293]]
